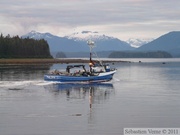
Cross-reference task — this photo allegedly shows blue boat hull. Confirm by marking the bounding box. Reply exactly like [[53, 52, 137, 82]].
[[44, 70, 116, 83]]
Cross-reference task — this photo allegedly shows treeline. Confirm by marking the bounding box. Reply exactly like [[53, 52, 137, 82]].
[[109, 51, 172, 58], [0, 34, 52, 58]]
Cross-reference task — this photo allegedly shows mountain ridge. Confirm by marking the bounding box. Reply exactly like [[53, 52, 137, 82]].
[[22, 30, 180, 57], [65, 31, 115, 41], [137, 31, 180, 57], [22, 30, 134, 57]]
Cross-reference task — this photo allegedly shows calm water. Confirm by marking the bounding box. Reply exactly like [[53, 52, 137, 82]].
[[1, 58, 180, 135]]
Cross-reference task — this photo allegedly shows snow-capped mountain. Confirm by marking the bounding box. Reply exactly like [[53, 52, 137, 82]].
[[22, 30, 134, 57], [22, 30, 54, 39], [126, 38, 154, 48], [65, 31, 114, 41], [22, 30, 180, 57], [22, 30, 89, 53], [65, 30, 134, 52]]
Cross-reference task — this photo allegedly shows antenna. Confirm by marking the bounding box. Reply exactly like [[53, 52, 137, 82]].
[[87, 40, 95, 52]]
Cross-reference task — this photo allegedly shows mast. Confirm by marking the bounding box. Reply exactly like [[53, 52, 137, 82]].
[[87, 40, 95, 72]]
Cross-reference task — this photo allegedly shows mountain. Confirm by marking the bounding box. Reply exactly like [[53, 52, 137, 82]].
[[126, 38, 153, 48], [65, 30, 115, 41], [22, 30, 88, 53], [22, 30, 134, 57], [65, 31, 134, 51], [137, 31, 180, 57]]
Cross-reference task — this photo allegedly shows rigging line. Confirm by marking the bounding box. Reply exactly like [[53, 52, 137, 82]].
[[92, 50, 103, 66]]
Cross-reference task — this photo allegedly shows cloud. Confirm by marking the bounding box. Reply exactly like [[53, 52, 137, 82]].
[[0, 0, 180, 39]]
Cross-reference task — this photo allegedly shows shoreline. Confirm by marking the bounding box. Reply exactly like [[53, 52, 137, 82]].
[[0, 58, 129, 65]]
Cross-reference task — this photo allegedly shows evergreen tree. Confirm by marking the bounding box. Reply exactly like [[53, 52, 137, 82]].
[[0, 34, 52, 58]]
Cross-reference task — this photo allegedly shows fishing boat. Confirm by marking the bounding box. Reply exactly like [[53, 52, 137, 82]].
[[44, 40, 117, 83]]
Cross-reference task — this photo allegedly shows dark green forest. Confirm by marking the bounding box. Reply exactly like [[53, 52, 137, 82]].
[[109, 51, 172, 58], [0, 34, 52, 58]]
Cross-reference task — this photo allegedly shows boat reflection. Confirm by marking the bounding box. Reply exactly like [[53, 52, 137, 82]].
[[44, 83, 114, 108]]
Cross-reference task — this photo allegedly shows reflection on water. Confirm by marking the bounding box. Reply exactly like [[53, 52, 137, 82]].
[[44, 83, 114, 109], [1, 59, 180, 135], [1, 80, 115, 135]]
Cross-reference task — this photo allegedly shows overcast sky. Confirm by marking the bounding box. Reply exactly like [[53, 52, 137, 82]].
[[0, 0, 180, 40]]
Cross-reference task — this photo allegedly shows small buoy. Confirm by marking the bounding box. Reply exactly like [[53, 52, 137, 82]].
[[75, 114, 82, 116], [8, 88, 23, 90], [71, 114, 82, 116]]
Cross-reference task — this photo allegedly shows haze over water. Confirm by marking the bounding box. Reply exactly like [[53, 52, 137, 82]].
[[1, 58, 180, 135]]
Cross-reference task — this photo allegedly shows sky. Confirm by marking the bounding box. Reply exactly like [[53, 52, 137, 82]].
[[0, 0, 180, 40]]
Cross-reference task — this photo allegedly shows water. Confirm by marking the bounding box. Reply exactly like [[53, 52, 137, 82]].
[[1, 59, 180, 135]]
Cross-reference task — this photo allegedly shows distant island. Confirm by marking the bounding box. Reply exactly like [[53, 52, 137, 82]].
[[108, 51, 172, 58], [0, 34, 52, 58]]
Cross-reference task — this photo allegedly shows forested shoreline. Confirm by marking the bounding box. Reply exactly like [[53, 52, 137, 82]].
[[0, 34, 52, 58]]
